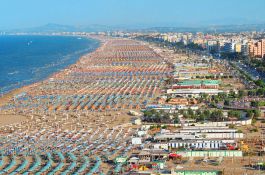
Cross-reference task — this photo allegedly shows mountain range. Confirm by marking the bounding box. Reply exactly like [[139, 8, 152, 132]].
[[2, 23, 265, 33]]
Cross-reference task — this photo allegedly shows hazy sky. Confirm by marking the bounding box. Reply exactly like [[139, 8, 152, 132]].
[[1, 0, 265, 29]]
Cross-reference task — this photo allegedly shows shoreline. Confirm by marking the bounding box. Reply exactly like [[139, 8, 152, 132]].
[[0, 36, 170, 112], [0, 35, 102, 107]]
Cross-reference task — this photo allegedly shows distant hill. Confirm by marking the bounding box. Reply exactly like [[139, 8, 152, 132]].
[[3, 23, 265, 33], [143, 24, 265, 33], [5, 23, 117, 33]]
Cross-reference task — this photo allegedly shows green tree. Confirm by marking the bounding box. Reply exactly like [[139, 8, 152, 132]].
[[218, 92, 227, 99], [210, 109, 224, 122], [228, 110, 241, 119], [253, 109, 261, 118], [203, 109, 211, 119], [248, 90, 255, 96], [229, 90, 236, 98], [246, 110, 254, 118], [173, 113, 179, 124], [256, 88, 265, 96], [224, 99, 231, 106], [255, 80, 265, 88], [238, 90, 245, 98], [187, 108, 194, 115]]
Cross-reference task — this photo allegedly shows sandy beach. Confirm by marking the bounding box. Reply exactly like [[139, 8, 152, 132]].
[[0, 35, 170, 112], [0, 35, 170, 174]]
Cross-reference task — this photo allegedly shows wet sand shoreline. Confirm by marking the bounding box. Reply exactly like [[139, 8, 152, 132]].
[[0, 35, 103, 106], [0, 35, 102, 107]]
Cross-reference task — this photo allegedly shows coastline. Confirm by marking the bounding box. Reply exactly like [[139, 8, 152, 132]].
[[0, 36, 170, 113], [0, 35, 103, 107]]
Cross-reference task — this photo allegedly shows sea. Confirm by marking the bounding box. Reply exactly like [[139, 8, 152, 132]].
[[0, 35, 100, 94]]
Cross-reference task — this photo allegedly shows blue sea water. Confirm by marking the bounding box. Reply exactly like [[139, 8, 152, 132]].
[[0, 35, 99, 94]]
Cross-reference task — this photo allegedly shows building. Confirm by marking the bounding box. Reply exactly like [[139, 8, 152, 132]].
[[176, 150, 243, 157], [132, 137, 142, 145], [133, 118, 142, 125], [241, 44, 248, 56], [129, 110, 141, 116], [234, 43, 242, 53], [168, 139, 236, 150], [172, 80, 220, 89], [167, 98, 189, 105], [154, 132, 243, 141], [206, 40, 218, 53], [223, 42, 236, 53], [261, 39, 265, 58], [154, 126, 243, 144], [248, 39, 265, 58], [166, 89, 224, 97]]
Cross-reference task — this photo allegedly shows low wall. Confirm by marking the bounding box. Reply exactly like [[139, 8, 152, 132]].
[[142, 118, 252, 130], [161, 170, 222, 175], [184, 119, 252, 127], [198, 133, 244, 139]]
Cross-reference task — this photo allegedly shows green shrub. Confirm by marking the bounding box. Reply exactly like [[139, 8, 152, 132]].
[[229, 124, 235, 129], [162, 125, 167, 129], [237, 129, 243, 133]]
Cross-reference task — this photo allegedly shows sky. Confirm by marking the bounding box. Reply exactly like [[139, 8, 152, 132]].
[[0, 0, 265, 29]]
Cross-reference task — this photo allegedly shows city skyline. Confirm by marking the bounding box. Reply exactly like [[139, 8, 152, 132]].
[[1, 0, 265, 30]]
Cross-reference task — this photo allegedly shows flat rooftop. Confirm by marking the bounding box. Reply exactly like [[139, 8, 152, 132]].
[[174, 80, 220, 86]]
